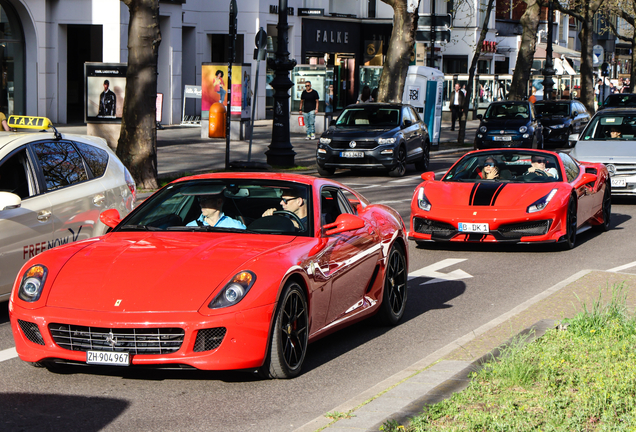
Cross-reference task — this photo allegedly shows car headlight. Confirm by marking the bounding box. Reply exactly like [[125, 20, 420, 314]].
[[550, 124, 565, 129], [208, 271, 256, 309], [479, 126, 487, 133], [319, 137, 331, 144], [519, 126, 528, 133], [378, 137, 396, 145], [18, 265, 48, 302], [527, 189, 558, 213], [417, 187, 431, 211]]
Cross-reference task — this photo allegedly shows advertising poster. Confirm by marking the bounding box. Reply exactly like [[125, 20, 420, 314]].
[[202, 64, 251, 119], [85, 63, 127, 123]]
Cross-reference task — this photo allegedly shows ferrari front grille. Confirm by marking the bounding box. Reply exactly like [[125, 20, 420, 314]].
[[18, 320, 45, 345], [497, 220, 551, 238], [193, 327, 227, 352], [49, 324, 185, 355], [413, 218, 456, 237]]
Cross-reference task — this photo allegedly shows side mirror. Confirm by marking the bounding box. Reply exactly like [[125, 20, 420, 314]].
[[572, 111, 578, 117], [330, 120, 336, 127], [574, 172, 598, 189], [403, 119, 412, 128], [0, 191, 21, 211], [99, 208, 122, 229], [323, 213, 365, 236], [476, 114, 483, 120], [421, 172, 435, 181], [568, 133, 579, 143]]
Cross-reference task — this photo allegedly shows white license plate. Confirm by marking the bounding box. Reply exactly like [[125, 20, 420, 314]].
[[493, 136, 512, 141], [458, 222, 489, 233], [87, 351, 130, 366], [340, 151, 364, 158], [611, 178, 627, 188]]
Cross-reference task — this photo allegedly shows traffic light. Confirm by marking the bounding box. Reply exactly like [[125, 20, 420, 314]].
[[601, 62, 610, 77]]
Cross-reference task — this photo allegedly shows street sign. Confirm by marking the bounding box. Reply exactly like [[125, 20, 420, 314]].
[[418, 14, 452, 28], [415, 30, 451, 43], [592, 45, 604, 67]]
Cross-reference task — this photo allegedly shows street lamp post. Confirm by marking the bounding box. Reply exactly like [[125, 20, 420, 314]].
[[225, 0, 237, 170], [266, 0, 297, 167], [541, 0, 555, 101]]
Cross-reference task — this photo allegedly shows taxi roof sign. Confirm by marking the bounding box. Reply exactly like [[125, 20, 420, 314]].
[[8, 115, 53, 130]]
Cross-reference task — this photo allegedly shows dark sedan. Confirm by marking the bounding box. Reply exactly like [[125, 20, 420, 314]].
[[316, 103, 430, 177], [534, 99, 590, 148], [474, 101, 543, 150], [599, 93, 636, 110]]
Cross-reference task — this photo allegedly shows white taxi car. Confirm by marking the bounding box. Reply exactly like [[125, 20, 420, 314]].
[[0, 116, 135, 300]]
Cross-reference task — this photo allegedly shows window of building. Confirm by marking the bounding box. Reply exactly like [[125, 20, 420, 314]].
[[368, 0, 376, 18], [211, 34, 244, 63], [443, 56, 468, 74], [0, 1, 25, 116]]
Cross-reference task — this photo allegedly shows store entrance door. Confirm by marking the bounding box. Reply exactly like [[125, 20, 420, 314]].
[[334, 55, 355, 109]]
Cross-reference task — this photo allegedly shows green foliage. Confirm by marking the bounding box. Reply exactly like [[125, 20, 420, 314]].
[[391, 283, 636, 431], [325, 411, 354, 420]]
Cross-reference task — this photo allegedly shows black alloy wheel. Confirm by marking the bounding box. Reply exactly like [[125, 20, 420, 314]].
[[389, 146, 407, 177], [377, 244, 407, 325], [561, 195, 577, 250], [260, 281, 308, 379], [414, 141, 430, 171], [595, 183, 612, 232]]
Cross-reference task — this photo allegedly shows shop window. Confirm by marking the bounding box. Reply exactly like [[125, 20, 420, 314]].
[[211, 34, 244, 63], [368, 0, 376, 18], [443, 57, 468, 74]]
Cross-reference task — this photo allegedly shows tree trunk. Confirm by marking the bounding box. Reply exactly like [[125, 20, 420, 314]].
[[578, 21, 595, 114], [378, 0, 420, 103], [508, 0, 541, 100], [458, 0, 496, 144], [116, 0, 161, 190]]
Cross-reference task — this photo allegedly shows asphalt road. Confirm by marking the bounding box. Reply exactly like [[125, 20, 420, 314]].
[[1, 151, 635, 432]]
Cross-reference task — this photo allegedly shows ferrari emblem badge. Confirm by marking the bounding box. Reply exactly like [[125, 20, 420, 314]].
[[114, 299, 122, 306]]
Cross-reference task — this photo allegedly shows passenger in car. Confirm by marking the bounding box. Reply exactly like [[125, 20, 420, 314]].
[[478, 157, 500, 179], [187, 191, 246, 229]]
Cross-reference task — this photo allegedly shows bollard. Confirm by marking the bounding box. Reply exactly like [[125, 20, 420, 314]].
[[209, 102, 226, 138]]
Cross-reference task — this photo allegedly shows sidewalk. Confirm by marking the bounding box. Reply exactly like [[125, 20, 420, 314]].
[[57, 119, 480, 179]]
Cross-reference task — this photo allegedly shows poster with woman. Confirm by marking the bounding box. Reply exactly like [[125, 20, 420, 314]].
[[201, 64, 251, 119]]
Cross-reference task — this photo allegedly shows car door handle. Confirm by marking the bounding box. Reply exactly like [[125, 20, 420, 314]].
[[37, 210, 51, 222], [93, 194, 106, 206]]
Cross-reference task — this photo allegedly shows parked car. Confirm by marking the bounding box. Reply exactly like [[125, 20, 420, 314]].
[[474, 100, 543, 150], [534, 99, 590, 148], [0, 116, 136, 301], [599, 93, 636, 110], [408, 149, 610, 250], [9, 173, 408, 378], [570, 107, 636, 196], [316, 103, 430, 177]]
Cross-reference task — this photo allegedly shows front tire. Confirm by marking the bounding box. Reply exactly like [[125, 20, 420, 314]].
[[259, 281, 308, 379], [377, 244, 408, 326], [595, 182, 611, 232], [389, 146, 407, 177], [560, 195, 577, 250]]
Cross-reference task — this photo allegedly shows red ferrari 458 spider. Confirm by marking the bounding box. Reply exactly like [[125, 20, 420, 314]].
[[10, 173, 408, 378], [408, 149, 611, 249]]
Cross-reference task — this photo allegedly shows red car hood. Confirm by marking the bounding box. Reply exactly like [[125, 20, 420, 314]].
[[425, 181, 560, 210], [45, 232, 294, 312]]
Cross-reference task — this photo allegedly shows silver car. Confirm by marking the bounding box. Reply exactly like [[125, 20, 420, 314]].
[[0, 116, 136, 300], [570, 108, 636, 196]]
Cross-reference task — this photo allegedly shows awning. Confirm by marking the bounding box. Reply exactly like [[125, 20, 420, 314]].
[[536, 43, 581, 60], [554, 58, 565, 75]]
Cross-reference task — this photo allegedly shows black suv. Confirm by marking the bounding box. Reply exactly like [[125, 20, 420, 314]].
[[316, 103, 430, 177], [474, 101, 543, 149], [534, 99, 590, 148]]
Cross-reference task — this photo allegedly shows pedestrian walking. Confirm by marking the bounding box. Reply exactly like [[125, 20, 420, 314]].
[[300, 81, 319, 140], [450, 83, 465, 131]]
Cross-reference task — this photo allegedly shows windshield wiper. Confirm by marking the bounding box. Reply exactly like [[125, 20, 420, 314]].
[[119, 224, 161, 231], [166, 226, 257, 234]]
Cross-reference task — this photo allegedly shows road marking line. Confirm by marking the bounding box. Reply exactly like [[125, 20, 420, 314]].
[[607, 261, 636, 273], [390, 177, 421, 183], [0, 347, 18, 363], [408, 258, 472, 285]]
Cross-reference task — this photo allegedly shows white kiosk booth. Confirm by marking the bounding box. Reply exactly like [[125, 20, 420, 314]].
[[401, 66, 444, 147]]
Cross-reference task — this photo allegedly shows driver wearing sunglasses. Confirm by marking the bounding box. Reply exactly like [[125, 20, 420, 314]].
[[262, 189, 308, 230], [526, 155, 557, 178]]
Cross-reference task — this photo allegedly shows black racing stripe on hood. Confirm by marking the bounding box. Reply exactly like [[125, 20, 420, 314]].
[[471, 182, 507, 206], [469, 183, 479, 206]]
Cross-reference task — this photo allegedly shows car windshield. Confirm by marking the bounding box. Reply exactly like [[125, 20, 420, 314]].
[[602, 94, 636, 108], [579, 114, 636, 141], [335, 107, 401, 127], [443, 151, 562, 183], [484, 103, 530, 119], [534, 102, 570, 116], [118, 179, 312, 236]]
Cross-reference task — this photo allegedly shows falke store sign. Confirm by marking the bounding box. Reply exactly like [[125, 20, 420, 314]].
[[302, 19, 360, 52]]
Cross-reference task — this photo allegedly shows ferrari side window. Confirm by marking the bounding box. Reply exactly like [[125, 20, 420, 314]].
[[320, 188, 343, 226], [559, 153, 580, 183]]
